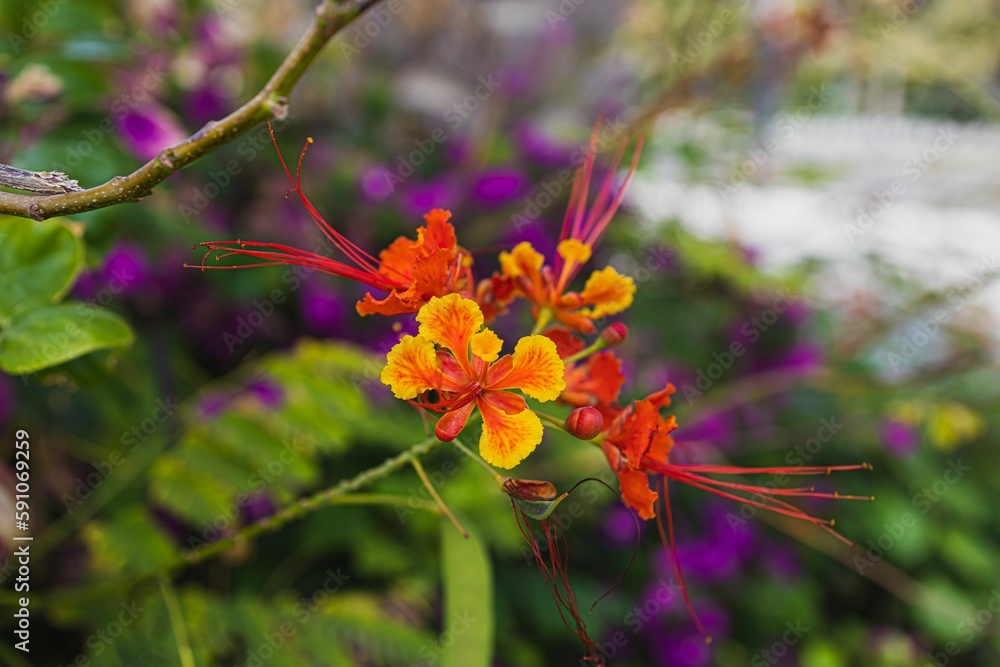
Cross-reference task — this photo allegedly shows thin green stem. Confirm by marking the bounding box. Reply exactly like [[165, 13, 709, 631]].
[[3, 437, 443, 610], [530, 307, 554, 335], [158, 575, 196, 667], [450, 438, 505, 484], [411, 458, 468, 538]]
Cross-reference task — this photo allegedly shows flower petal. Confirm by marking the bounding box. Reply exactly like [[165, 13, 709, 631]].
[[579, 266, 635, 318], [557, 239, 592, 264], [487, 335, 565, 402], [477, 396, 543, 469], [435, 400, 476, 441], [419, 209, 457, 250], [617, 468, 658, 520], [480, 389, 527, 415], [471, 328, 503, 362], [416, 294, 484, 359], [499, 241, 544, 279], [381, 335, 441, 399]]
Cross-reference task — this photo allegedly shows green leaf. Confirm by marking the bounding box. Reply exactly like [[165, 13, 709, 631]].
[[441, 518, 494, 667], [0, 303, 133, 374], [511, 492, 570, 521], [0, 216, 84, 326]]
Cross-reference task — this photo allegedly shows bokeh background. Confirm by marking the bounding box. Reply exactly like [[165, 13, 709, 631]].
[[1, 0, 999, 665]]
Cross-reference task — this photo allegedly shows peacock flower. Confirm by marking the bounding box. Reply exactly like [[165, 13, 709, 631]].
[[380, 294, 565, 468], [476, 124, 644, 333], [189, 124, 473, 317]]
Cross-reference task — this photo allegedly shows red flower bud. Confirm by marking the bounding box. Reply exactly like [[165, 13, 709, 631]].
[[565, 406, 604, 440], [600, 322, 628, 347]]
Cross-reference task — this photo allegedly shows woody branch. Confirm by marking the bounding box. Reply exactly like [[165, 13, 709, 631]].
[[0, 0, 380, 222]]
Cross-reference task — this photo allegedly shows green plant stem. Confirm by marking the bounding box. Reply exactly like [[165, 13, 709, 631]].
[[0, 0, 381, 221], [158, 575, 196, 667], [450, 438, 505, 484], [6, 437, 442, 610], [180, 437, 441, 567], [530, 307, 553, 335], [411, 457, 468, 538]]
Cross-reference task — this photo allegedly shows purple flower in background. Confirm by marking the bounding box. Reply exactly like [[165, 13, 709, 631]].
[[515, 123, 571, 167], [401, 179, 457, 218], [677, 410, 736, 450], [185, 86, 229, 126], [760, 341, 824, 375], [359, 165, 395, 203], [198, 392, 229, 418], [881, 418, 918, 458], [602, 504, 641, 546], [763, 544, 803, 581], [74, 243, 150, 301], [246, 379, 284, 409], [241, 494, 277, 523], [649, 606, 729, 667], [104, 243, 150, 295], [117, 103, 187, 161], [473, 168, 527, 206], [300, 281, 347, 336]]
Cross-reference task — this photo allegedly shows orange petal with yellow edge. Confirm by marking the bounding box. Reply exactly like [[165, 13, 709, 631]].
[[579, 266, 635, 318], [477, 395, 543, 469], [486, 335, 565, 402], [381, 335, 441, 399], [498, 242, 544, 279], [416, 294, 484, 359]]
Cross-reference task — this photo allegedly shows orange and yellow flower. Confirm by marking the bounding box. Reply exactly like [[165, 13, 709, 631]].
[[381, 294, 565, 468], [190, 125, 472, 318], [475, 125, 643, 333]]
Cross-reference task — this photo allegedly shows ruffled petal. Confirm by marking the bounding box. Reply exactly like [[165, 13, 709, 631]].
[[487, 335, 565, 402], [557, 239, 592, 265], [579, 266, 635, 318], [477, 396, 543, 469], [499, 241, 544, 279], [416, 294, 484, 359], [381, 335, 441, 399], [617, 468, 658, 520], [356, 290, 417, 317], [470, 328, 503, 362], [418, 209, 457, 251]]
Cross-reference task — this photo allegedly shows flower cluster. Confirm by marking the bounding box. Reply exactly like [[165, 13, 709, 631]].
[[192, 122, 870, 651]]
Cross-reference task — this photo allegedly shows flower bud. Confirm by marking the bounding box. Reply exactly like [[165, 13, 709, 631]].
[[565, 406, 604, 440], [599, 322, 628, 347]]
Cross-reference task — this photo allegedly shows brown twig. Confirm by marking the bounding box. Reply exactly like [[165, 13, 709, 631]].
[[0, 0, 380, 221]]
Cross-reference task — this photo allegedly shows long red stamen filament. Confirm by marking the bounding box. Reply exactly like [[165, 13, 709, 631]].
[[655, 476, 710, 640], [265, 122, 412, 285]]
